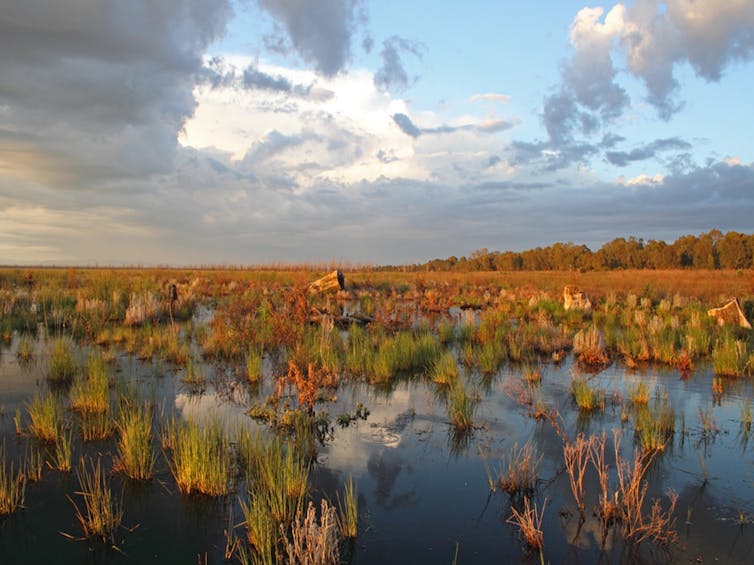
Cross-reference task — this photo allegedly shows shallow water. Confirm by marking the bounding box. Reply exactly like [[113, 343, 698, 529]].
[[1, 332, 753, 564]]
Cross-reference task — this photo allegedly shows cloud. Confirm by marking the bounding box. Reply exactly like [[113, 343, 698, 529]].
[[256, 0, 365, 76], [391, 113, 514, 138], [0, 0, 232, 185], [605, 137, 692, 167], [374, 35, 424, 92], [469, 93, 511, 104]]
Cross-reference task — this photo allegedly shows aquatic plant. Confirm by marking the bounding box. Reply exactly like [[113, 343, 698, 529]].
[[47, 337, 76, 383], [0, 444, 26, 516], [430, 351, 458, 386], [571, 376, 605, 411], [70, 457, 123, 543], [80, 410, 113, 441], [336, 476, 358, 539], [16, 335, 35, 364], [168, 418, 232, 496], [563, 435, 593, 518], [181, 357, 207, 394], [27, 391, 61, 442], [507, 496, 546, 553], [447, 379, 477, 431], [284, 499, 340, 565], [712, 335, 749, 376], [628, 381, 650, 405], [70, 353, 110, 414], [573, 326, 609, 366], [634, 393, 675, 453], [114, 404, 154, 480], [246, 348, 263, 384], [53, 429, 73, 472], [499, 441, 541, 495], [24, 447, 44, 482]]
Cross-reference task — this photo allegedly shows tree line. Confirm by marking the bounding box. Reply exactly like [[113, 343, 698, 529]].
[[402, 230, 754, 272]]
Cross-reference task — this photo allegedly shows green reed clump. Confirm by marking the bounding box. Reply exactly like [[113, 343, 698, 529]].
[[0, 444, 26, 516], [16, 335, 35, 364], [169, 418, 232, 496], [47, 337, 76, 383], [447, 379, 477, 431], [498, 441, 542, 494], [181, 357, 207, 393], [71, 457, 123, 543], [571, 376, 605, 411], [337, 476, 358, 539], [239, 494, 277, 564], [628, 381, 650, 405], [437, 319, 456, 344], [246, 436, 310, 525], [80, 410, 113, 441], [246, 348, 263, 384], [476, 341, 505, 375], [430, 351, 458, 385], [115, 404, 154, 480], [70, 353, 110, 414], [370, 330, 439, 383], [27, 391, 61, 442], [712, 335, 749, 377], [634, 392, 675, 453], [24, 446, 43, 482], [53, 429, 73, 472]]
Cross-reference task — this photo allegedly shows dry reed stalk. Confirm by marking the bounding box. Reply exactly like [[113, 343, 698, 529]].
[[563, 434, 593, 518], [507, 496, 547, 551], [284, 499, 340, 565]]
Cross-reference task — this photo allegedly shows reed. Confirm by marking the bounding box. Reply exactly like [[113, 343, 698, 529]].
[[499, 441, 541, 494], [712, 336, 749, 376], [47, 337, 77, 383], [16, 335, 35, 364], [437, 319, 456, 344], [447, 379, 477, 431], [246, 348, 263, 384], [634, 393, 675, 453], [430, 351, 458, 386], [27, 391, 61, 442], [24, 446, 44, 482], [628, 381, 650, 405], [169, 418, 232, 496], [573, 326, 609, 366], [507, 496, 546, 552], [0, 444, 26, 515], [336, 476, 358, 538], [181, 357, 207, 394], [284, 499, 340, 565], [71, 457, 123, 543], [239, 494, 277, 564], [53, 429, 73, 472], [114, 403, 154, 480], [80, 411, 113, 441], [571, 376, 605, 411], [563, 435, 593, 518], [70, 353, 110, 414]]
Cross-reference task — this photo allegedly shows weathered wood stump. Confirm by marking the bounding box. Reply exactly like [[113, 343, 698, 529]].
[[308, 270, 345, 295]]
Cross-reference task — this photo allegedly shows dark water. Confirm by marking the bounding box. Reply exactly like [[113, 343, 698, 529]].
[[1, 333, 753, 564]]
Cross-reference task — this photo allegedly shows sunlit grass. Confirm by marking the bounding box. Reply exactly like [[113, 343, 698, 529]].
[[27, 391, 61, 442], [47, 337, 76, 383], [0, 444, 26, 516], [114, 403, 154, 480], [70, 457, 123, 543], [168, 418, 232, 496]]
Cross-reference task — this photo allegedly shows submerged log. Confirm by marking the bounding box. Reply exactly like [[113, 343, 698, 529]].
[[563, 285, 592, 312], [707, 298, 752, 329], [308, 270, 345, 295]]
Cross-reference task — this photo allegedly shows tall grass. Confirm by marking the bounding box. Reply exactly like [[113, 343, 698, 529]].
[[246, 348, 263, 384], [70, 457, 123, 543], [447, 380, 477, 431], [284, 500, 340, 565], [507, 496, 546, 553], [70, 353, 110, 414], [571, 376, 605, 411], [114, 404, 154, 480], [336, 477, 358, 538], [16, 335, 35, 364], [634, 392, 675, 453], [47, 337, 77, 383], [27, 391, 61, 442], [53, 429, 73, 472], [712, 335, 749, 377], [430, 351, 458, 386], [499, 441, 541, 494], [168, 418, 232, 496], [0, 444, 26, 515]]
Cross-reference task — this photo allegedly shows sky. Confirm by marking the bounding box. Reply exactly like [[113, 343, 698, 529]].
[[1, 0, 754, 266]]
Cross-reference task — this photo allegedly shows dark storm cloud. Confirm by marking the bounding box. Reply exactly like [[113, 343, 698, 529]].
[[257, 0, 365, 76], [374, 35, 423, 92], [605, 137, 693, 167], [0, 0, 232, 184]]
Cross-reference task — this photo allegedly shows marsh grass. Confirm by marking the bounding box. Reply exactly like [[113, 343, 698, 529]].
[[447, 379, 477, 431], [712, 336, 749, 377], [563, 435, 593, 517], [70, 457, 123, 543], [0, 444, 26, 515], [115, 404, 154, 480], [47, 337, 77, 383], [246, 348, 263, 384], [70, 353, 110, 414], [53, 429, 73, 472], [16, 335, 35, 364], [336, 477, 358, 538], [24, 446, 44, 482], [634, 393, 675, 453], [628, 381, 650, 405], [499, 441, 541, 494], [430, 351, 458, 386], [285, 499, 340, 565], [169, 418, 232, 496], [239, 495, 277, 564], [571, 376, 605, 411], [507, 496, 546, 552], [80, 410, 113, 441], [27, 391, 61, 442], [181, 357, 207, 394]]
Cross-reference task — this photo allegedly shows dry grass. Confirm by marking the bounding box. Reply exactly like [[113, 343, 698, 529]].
[[563, 434, 593, 518], [507, 496, 546, 551], [284, 499, 341, 565], [499, 441, 541, 494]]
